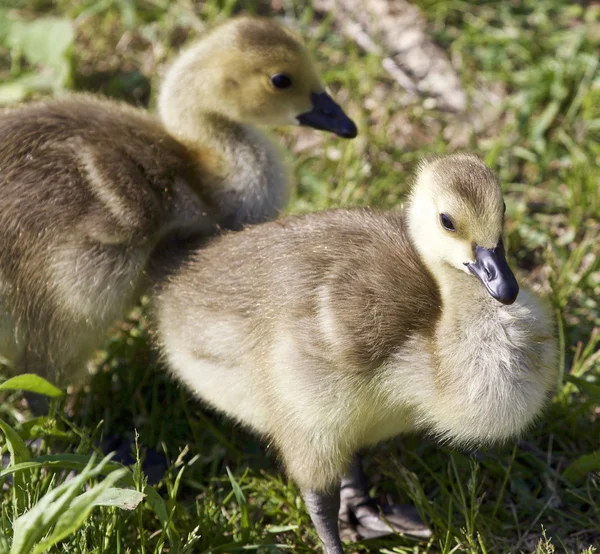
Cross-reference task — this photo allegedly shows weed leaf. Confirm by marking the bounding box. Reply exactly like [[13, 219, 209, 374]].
[[563, 451, 600, 484], [565, 374, 600, 402], [0, 419, 30, 465], [0, 374, 63, 398]]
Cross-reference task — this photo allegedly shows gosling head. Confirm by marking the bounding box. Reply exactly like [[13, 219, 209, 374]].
[[159, 16, 357, 139], [407, 154, 519, 305]]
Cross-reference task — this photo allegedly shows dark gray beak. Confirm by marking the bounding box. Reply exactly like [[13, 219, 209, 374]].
[[297, 92, 357, 139], [466, 243, 519, 305]]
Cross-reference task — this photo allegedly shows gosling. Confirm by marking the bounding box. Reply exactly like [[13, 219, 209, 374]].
[[154, 154, 558, 553], [0, 16, 356, 383]]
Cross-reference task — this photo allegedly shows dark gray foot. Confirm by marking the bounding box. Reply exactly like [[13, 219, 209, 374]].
[[339, 455, 431, 541], [302, 487, 345, 554]]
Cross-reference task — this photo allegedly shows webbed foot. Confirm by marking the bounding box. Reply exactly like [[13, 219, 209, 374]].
[[339, 455, 431, 541]]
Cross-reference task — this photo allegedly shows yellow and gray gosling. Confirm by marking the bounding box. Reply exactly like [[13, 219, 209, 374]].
[[154, 154, 557, 553], [0, 16, 356, 384]]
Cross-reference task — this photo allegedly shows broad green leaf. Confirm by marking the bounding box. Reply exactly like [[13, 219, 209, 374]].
[[563, 451, 600, 484], [0, 374, 63, 398], [0, 455, 169, 529], [10, 455, 114, 554], [7, 17, 74, 81], [0, 418, 30, 513], [33, 454, 169, 526], [142, 481, 169, 527], [565, 374, 600, 402], [0, 15, 74, 105], [32, 470, 129, 553], [0, 418, 30, 464], [86, 487, 145, 510]]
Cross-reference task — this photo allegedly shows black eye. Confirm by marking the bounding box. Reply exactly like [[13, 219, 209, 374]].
[[440, 213, 455, 232], [271, 73, 292, 89], [503, 201, 507, 214]]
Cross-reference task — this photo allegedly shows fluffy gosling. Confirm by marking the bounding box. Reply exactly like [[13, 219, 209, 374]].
[[0, 16, 356, 383], [154, 154, 557, 553]]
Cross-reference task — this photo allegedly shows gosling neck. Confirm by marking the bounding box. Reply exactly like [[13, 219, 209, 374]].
[[159, 95, 288, 230], [161, 108, 243, 175], [157, 45, 289, 229], [158, 38, 228, 135], [157, 41, 243, 182]]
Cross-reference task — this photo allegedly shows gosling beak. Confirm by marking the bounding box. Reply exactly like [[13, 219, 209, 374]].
[[297, 92, 358, 139], [466, 243, 519, 305]]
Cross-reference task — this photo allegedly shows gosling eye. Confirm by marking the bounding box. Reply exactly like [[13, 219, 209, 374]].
[[440, 213, 456, 232], [503, 201, 506, 214], [271, 73, 292, 89]]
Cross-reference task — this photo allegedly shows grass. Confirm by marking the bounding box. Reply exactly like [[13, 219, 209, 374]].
[[0, 0, 599, 552]]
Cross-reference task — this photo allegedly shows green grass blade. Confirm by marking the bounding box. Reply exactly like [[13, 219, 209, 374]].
[[564, 374, 600, 402], [32, 469, 130, 553], [562, 451, 600, 484]]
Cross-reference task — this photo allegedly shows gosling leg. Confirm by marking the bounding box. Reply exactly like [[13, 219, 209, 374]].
[[339, 454, 431, 540], [302, 487, 345, 554]]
